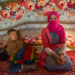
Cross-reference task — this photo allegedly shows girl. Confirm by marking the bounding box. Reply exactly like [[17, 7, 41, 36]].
[[38, 11, 73, 71]]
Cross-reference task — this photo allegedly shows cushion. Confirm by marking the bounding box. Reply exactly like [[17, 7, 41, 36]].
[[8, 64, 22, 73], [7, 45, 36, 64]]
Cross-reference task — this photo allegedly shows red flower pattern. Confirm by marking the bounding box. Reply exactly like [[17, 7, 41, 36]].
[[25, 1, 34, 10], [2, 10, 9, 18], [0, 11, 1, 15], [0, 0, 75, 27], [10, 10, 13, 16], [67, 1, 74, 8], [56, 0, 66, 9], [45, 2, 50, 6], [65, 8, 69, 11], [19, 0, 25, 6], [33, 9, 36, 12], [15, 10, 23, 20], [35, 3, 41, 9], [49, 0, 56, 3], [42, 5, 53, 16]]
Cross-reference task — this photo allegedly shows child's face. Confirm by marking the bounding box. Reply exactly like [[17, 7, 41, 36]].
[[8, 31, 17, 40], [49, 15, 57, 21]]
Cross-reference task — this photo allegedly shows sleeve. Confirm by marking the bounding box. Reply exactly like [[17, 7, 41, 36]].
[[45, 48, 56, 56], [16, 40, 23, 51], [59, 43, 66, 56], [42, 28, 56, 56]]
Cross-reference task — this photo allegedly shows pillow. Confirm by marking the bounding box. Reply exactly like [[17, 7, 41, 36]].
[[7, 45, 36, 64], [8, 64, 22, 73]]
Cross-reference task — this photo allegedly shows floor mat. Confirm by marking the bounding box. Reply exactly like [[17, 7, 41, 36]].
[[0, 50, 75, 75]]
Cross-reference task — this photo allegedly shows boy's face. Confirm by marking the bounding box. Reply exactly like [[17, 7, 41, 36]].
[[8, 31, 17, 40]]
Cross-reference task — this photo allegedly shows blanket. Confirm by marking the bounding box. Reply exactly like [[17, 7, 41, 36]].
[[7, 45, 36, 64]]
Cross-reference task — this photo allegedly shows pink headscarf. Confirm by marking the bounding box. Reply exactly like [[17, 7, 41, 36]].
[[47, 11, 66, 41]]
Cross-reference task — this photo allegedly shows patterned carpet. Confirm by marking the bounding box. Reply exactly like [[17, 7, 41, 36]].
[[0, 50, 75, 75]]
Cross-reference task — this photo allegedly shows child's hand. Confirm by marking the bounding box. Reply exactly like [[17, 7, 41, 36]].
[[12, 50, 17, 54]]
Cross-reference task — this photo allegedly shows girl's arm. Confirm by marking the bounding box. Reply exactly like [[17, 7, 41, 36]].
[[59, 43, 66, 56], [58, 26, 66, 56], [45, 48, 56, 56]]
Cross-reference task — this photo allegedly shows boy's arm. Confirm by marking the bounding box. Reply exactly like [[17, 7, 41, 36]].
[[16, 39, 23, 51], [13, 40, 23, 54]]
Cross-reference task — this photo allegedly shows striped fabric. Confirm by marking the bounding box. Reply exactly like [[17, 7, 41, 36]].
[[7, 45, 36, 64]]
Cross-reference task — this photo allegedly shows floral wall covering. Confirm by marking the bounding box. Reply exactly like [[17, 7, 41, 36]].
[[0, 0, 75, 35]]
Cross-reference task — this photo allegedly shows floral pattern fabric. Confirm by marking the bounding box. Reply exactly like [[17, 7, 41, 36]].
[[0, 0, 75, 30], [0, 0, 75, 47]]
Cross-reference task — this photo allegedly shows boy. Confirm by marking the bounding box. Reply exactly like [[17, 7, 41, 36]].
[[0, 29, 23, 61]]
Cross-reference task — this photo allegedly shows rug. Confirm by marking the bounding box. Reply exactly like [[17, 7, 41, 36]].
[[0, 50, 75, 75]]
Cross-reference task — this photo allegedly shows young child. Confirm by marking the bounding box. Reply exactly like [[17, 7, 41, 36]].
[[0, 29, 23, 61], [0, 29, 37, 72]]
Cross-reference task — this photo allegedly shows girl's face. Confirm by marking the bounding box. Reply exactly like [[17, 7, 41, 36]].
[[49, 15, 57, 21]]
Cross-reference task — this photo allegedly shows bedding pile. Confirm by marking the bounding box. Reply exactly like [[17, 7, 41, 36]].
[[7, 45, 36, 64]]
